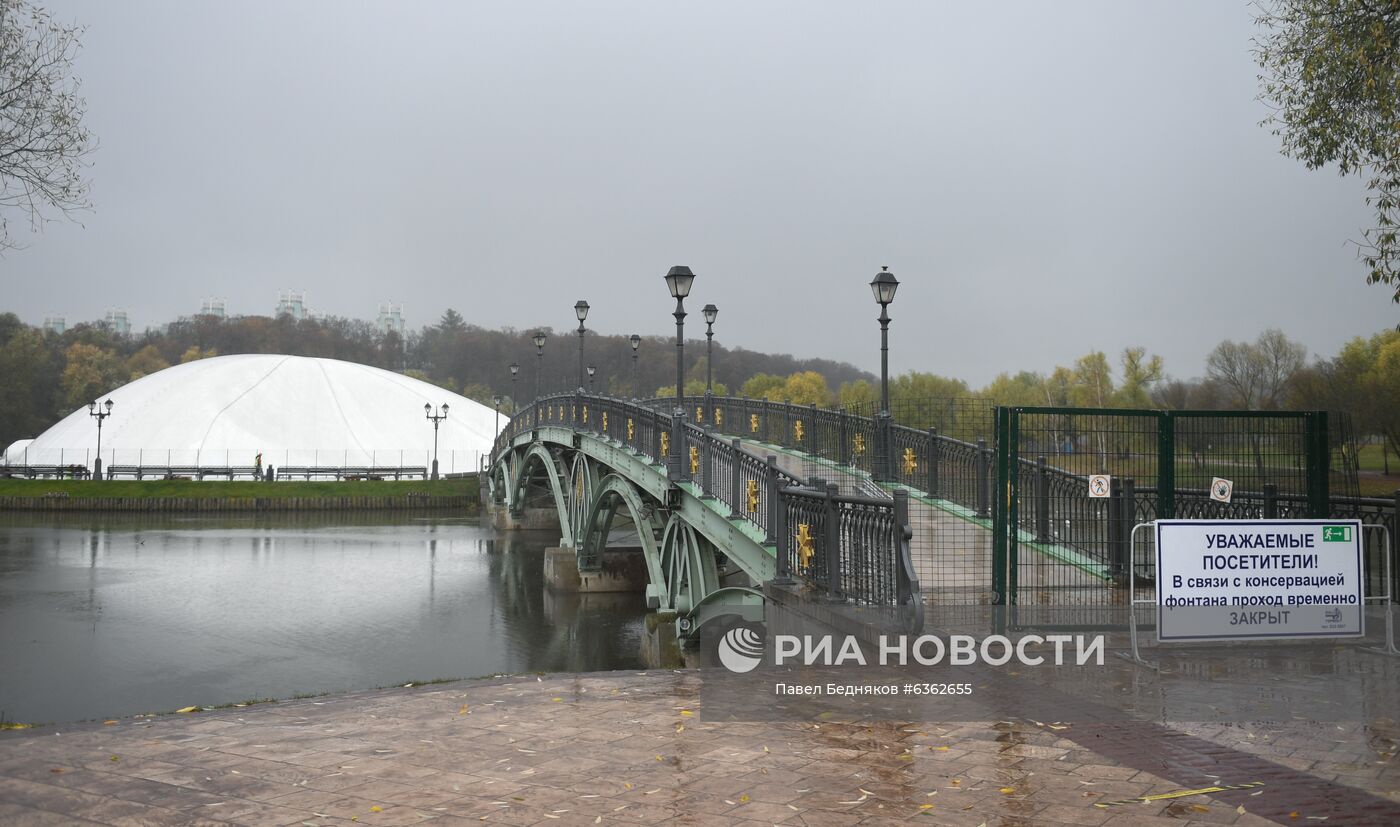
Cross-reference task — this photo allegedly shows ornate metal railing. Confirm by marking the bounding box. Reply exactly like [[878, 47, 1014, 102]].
[[492, 391, 917, 608], [644, 395, 1397, 599]]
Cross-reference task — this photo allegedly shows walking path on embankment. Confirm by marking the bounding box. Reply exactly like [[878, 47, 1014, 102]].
[[2, 668, 1397, 826]]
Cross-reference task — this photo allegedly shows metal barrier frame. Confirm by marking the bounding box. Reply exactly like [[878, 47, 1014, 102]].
[[1126, 521, 1397, 668]]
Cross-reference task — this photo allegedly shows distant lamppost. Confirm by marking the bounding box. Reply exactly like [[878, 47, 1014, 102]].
[[664, 265, 695, 479], [629, 334, 641, 398], [425, 402, 449, 480], [870, 266, 899, 482], [574, 300, 590, 390], [587, 364, 596, 392], [702, 303, 718, 420], [88, 399, 113, 481], [532, 330, 547, 424], [509, 362, 519, 414], [492, 395, 502, 438]]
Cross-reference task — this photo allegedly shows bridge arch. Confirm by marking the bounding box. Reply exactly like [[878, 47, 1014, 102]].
[[511, 442, 576, 547], [578, 473, 666, 602]]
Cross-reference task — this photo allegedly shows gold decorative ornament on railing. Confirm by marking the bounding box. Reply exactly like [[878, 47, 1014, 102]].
[[746, 478, 759, 512], [797, 524, 814, 572]]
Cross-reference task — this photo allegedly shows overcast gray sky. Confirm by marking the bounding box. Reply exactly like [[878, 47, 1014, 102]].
[[5, 0, 1397, 386]]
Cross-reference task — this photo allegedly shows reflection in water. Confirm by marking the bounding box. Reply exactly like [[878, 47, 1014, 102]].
[[0, 513, 646, 723]]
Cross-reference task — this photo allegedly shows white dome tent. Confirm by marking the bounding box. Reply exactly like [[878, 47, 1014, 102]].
[[11, 354, 500, 477]]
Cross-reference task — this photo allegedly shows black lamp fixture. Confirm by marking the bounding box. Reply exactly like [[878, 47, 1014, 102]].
[[629, 334, 641, 398], [702, 304, 718, 411], [532, 330, 547, 401], [869, 266, 899, 481], [664, 266, 695, 480], [574, 300, 589, 390], [509, 362, 519, 414], [88, 398, 114, 481], [425, 402, 449, 480]]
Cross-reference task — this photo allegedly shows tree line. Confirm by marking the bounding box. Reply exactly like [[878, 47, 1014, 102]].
[[0, 309, 873, 448], [1, 309, 1395, 467]]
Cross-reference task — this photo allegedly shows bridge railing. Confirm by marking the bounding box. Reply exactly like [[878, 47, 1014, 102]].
[[651, 395, 993, 513], [494, 392, 918, 609]]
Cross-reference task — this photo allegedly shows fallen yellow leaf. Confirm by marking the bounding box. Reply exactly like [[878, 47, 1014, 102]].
[[919, 803, 934, 810], [552, 697, 562, 702], [175, 706, 200, 714], [999, 787, 1015, 794], [102, 720, 117, 726], [369, 805, 382, 813], [738, 794, 750, 803]]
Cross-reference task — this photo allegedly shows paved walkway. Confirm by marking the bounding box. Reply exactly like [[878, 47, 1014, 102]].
[[1, 669, 1397, 826]]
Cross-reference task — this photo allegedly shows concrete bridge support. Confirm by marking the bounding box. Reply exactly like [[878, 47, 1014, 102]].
[[545, 545, 648, 594], [488, 503, 560, 532]]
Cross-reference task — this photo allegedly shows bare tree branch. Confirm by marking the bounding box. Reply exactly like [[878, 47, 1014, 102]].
[[0, 0, 93, 251]]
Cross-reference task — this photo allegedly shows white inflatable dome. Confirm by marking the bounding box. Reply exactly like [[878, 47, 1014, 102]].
[[14, 354, 500, 473]]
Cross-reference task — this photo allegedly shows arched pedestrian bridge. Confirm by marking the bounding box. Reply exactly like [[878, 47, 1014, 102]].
[[489, 393, 1380, 645], [486, 392, 921, 646]]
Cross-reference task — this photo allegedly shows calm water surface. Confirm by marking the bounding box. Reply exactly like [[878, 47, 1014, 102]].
[[0, 513, 646, 723]]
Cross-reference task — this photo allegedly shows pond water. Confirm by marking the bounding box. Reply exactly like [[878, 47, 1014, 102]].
[[0, 513, 648, 724]]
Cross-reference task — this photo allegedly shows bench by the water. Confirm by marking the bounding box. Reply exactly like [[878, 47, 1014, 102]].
[[276, 465, 429, 481], [105, 465, 261, 481], [0, 464, 91, 480]]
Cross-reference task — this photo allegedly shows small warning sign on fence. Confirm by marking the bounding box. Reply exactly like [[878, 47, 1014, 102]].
[[1088, 474, 1111, 498], [1210, 477, 1233, 503]]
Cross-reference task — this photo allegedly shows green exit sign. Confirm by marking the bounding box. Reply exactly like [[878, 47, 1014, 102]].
[[1322, 525, 1353, 542]]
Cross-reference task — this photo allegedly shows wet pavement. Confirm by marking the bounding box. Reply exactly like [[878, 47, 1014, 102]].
[[1, 668, 1397, 826]]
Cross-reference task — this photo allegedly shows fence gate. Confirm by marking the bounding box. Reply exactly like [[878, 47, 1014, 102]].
[[992, 407, 1331, 632]]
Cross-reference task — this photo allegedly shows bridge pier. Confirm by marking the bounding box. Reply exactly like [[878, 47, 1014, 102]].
[[545, 546, 648, 594], [488, 503, 560, 531]]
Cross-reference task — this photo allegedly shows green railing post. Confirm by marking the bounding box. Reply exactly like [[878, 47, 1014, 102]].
[[823, 482, 841, 599], [1035, 456, 1048, 542], [975, 438, 990, 518], [1158, 411, 1175, 521], [992, 407, 1010, 609], [728, 438, 742, 518], [1306, 411, 1330, 518], [839, 410, 850, 466], [927, 427, 939, 499]]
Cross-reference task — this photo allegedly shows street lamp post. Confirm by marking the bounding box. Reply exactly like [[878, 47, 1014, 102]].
[[870, 266, 899, 482], [587, 364, 596, 393], [629, 334, 641, 398], [509, 363, 519, 414], [88, 399, 113, 481], [492, 395, 502, 438], [532, 330, 547, 425], [425, 402, 449, 480], [702, 304, 718, 421], [574, 300, 589, 390], [664, 266, 695, 479]]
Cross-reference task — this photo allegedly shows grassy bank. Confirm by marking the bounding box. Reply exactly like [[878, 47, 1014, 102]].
[[0, 476, 478, 501]]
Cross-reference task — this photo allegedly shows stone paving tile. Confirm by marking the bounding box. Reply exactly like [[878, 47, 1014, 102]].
[[0, 670, 1397, 826]]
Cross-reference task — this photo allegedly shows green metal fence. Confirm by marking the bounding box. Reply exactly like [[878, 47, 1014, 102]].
[[992, 407, 1334, 629]]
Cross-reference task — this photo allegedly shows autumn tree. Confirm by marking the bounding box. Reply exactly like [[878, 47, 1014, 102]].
[[125, 344, 168, 380], [180, 345, 217, 363], [1205, 329, 1307, 409], [59, 341, 122, 411], [0, 0, 94, 249], [1256, 0, 1400, 301]]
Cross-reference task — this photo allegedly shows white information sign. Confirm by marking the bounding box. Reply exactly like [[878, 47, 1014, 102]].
[[1155, 520, 1364, 642], [1088, 474, 1111, 498]]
